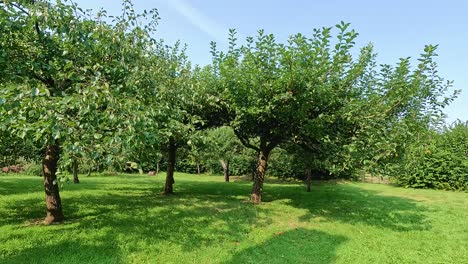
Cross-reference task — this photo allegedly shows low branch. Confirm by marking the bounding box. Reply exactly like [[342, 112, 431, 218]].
[[266, 136, 281, 153], [233, 129, 259, 151]]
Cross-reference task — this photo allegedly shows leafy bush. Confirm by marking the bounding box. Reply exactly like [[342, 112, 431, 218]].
[[0, 132, 40, 168], [395, 122, 468, 191], [176, 159, 204, 174], [267, 148, 302, 179], [16, 157, 42, 176]]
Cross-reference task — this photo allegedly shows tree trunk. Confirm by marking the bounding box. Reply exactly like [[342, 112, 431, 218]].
[[156, 162, 159, 175], [221, 160, 229, 182], [305, 168, 312, 192], [163, 137, 177, 194], [43, 144, 64, 224], [251, 149, 270, 203], [72, 158, 79, 183], [196, 161, 201, 175], [87, 164, 91, 177]]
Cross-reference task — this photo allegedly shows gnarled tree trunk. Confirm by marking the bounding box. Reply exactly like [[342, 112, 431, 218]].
[[251, 149, 270, 203], [43, 144, 64, 224], [72, 158, 79, 183], [221, 160, 229, 182], [163, 137, 177, 194]]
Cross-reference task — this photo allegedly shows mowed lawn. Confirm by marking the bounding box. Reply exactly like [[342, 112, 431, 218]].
[[0, 173, 467, 264]]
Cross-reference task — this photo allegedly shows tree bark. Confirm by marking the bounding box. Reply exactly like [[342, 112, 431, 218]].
[[163, 137, 177, 194], [305, 168, 312, 192], [72, 158, 79, 183], [43, 144, 64, 224], [221, 160, 229, 182], [251, 149, 270, 203], [196, 161, 201, 175], [156, 162, 160, 175]]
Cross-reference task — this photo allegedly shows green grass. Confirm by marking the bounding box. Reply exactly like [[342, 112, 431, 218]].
[[0, 173, 467, 264]]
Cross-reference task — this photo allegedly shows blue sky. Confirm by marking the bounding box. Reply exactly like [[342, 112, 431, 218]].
[[76, 0, 467, 123]]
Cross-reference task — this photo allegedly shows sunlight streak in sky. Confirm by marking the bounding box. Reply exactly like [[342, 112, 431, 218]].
[[164, 0, 228, 43]]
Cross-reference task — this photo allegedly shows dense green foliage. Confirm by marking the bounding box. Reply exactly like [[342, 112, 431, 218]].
[[0, 131, 39, 167], [143, 126, 256, 177], [208, 22, 457, 202], [0, 0, 158, 154], [0, 173, 467, 263], [392, 121, 468, 190]]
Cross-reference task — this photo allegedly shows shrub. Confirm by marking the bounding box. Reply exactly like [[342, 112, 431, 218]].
[[16, 157, 42, 176], [395, 122, 468, 191]]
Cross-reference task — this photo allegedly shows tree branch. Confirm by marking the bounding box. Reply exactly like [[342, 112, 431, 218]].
[[233, 129, 259, 151], [1, 1, 30, 16], [363, 99, 404, 120], [266, 136, 281, 152], [31, 72, 55, 88], [1, 1, 46, 39]]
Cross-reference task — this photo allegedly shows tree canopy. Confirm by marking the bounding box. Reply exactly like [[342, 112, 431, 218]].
[[210, 23, 456, 202], [0, 0, 161, 223]]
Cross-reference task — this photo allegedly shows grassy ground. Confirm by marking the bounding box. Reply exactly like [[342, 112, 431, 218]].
[[0, 173, 467, 264]]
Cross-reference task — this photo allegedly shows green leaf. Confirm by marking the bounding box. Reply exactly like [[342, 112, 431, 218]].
[[53, 131, 61, 140], [32, 88, 40, 97]]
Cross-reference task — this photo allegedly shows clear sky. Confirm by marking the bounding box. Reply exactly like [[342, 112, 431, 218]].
[[76, 0, 467, 123]]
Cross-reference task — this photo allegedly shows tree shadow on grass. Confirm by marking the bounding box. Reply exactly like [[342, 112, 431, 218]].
[[0, 197, 44, 226], [0, 231, 123, 264], [149, 177, 431, 233], [0, 174, 159, 196], [0, 176, 42, 196], [224, 228, 347, 264], [1, 182, 267, 261], [61, 180, 270, 255], [1, 175, 431, 261], [262, 182, 432, 232]]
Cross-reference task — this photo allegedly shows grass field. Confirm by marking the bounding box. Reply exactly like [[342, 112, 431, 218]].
[[0, 173, 467, 264]]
